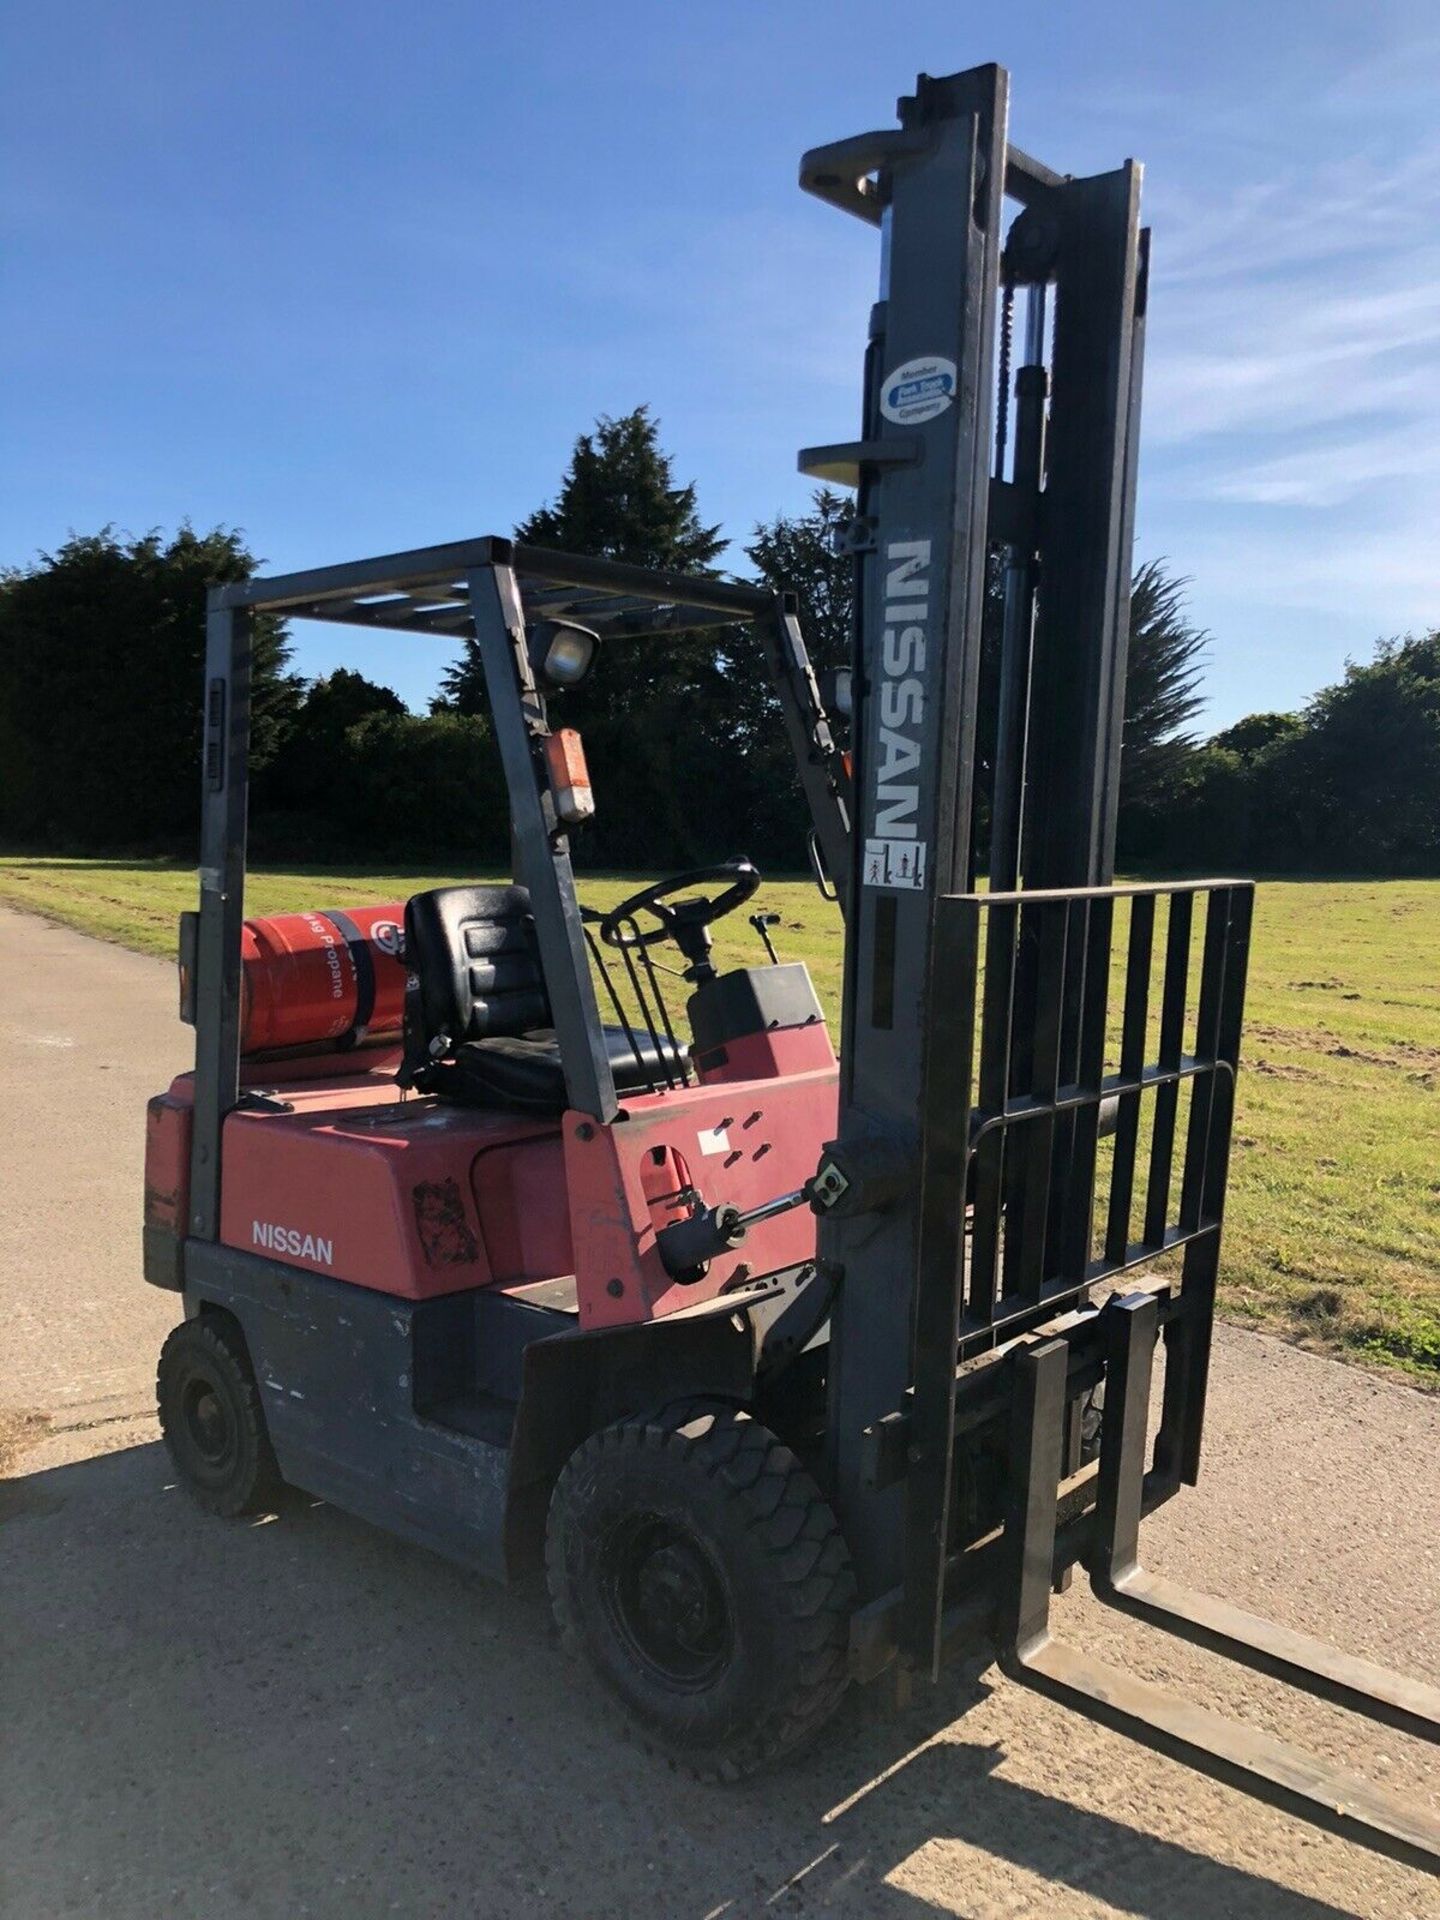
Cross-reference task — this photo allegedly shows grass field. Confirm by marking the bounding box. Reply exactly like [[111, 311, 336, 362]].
[[2, 854, 1435, 1384]]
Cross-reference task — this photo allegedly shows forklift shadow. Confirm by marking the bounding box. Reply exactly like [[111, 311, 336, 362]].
[[0, 1442, 1363, 1920], [765, 1698, 1362, 1919]]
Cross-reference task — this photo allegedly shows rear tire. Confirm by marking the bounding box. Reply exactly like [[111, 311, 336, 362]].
[[546, 1400, 855, 1780], [157, 1315, 281, 1517]]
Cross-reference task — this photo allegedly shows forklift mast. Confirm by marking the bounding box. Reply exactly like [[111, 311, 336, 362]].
[[806, 64, 1146, 1599], [798, 68, 1438, 1874]]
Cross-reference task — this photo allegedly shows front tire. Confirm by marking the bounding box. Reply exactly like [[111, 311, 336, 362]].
[[546, 1401, 854, 1780], [157, 1315, 281, 1517]]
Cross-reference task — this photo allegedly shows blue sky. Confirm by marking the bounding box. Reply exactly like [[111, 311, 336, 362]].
[[3, 0, 1436, 728]]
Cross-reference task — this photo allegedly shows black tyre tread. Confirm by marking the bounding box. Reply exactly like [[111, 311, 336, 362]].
[[547, 1399, 855, 1781], [156, 1314, 282, 1518]]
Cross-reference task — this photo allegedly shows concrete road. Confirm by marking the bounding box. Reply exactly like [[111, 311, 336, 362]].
[[1, 901, 1437, 1920]]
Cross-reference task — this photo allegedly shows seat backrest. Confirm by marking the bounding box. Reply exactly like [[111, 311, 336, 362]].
[[403, 885, 552, 1054]]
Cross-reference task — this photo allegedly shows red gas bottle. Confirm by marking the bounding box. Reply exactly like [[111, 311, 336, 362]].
[[239, 904, 409, 1053]]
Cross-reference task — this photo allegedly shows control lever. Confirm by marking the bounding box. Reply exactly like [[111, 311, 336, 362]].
[[749, 910, 782, 965]]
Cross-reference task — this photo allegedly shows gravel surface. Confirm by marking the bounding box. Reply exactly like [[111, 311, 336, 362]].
[[1, 902, 1436, 1920]]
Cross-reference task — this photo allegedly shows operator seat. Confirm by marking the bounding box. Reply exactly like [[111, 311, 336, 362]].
[[401, 884, 683, 1112]]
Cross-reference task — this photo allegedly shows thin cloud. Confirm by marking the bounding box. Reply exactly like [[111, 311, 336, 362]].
[[1147, 280, 1440, 446], [1202, 420, 1439, 508]]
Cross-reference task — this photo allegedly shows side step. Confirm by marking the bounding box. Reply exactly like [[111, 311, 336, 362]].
[[1001, 1297, 1440, 1878]]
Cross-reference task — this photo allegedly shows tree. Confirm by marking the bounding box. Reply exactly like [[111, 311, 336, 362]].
[[261, 669, 406, 821], [1258, 633, 1440, 873], [1120, 743, 1252, 870], [746, 489, 853, 678], [294, 667, 405, 735], [519, 405, 723, 569], [0, 526, 299, 849], [441, 408, 733, 868], [746, 504, 1214, 871], [1119, 561, 1209, 809], [737, 489, 854, 867], [1124, 636, 1440, 875], [441, 406, 724, 720], [1113, 564, 1213, 866], [1210, 711, 1303, 762], [320, 709, 510, 864]]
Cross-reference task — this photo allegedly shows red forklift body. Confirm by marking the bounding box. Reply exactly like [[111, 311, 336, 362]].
[[146, 1005, 836, 1319]]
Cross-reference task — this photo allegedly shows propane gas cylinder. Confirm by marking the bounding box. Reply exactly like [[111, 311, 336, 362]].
[[239, 904, 409, 1053]]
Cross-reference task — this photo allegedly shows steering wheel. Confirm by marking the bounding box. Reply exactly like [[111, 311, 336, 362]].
[[599, 860, 761, 981]]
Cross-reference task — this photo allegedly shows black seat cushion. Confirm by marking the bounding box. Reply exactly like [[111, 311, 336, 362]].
[[421, 1028, 687, 1113], [403, 885, 687, 1112], [404, 885, 550, 1050]]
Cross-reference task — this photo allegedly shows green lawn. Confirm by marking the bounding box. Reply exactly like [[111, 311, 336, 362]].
[[2, 855, 1435, 1383]]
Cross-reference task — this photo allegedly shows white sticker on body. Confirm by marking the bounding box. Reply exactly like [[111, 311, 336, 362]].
[[697, 1124, 732, 1157], [863, 838, 927, 891], [879, 356, 957, 425]]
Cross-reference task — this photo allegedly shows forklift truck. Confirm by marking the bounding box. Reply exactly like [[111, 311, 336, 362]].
[[143, 63, 1439, 1865]]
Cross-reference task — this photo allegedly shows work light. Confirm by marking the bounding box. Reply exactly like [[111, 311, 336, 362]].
[[530, 620, 600, 689], [820, 666, 853, 719]]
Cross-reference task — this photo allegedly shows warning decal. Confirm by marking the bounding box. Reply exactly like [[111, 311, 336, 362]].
[[863, 838, 927, 891]]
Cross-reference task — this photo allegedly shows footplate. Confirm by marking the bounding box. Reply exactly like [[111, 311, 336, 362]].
[[1000, 1302, 1440, 1876]]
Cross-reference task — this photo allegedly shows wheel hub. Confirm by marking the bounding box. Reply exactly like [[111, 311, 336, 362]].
[[605, 1516, 734, 1687], [183, 1378, 232, 1464], [635, 1542, 714, 1647]]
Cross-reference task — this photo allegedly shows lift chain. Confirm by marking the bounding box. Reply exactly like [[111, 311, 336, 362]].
[[993, 272, 1016, 480]]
